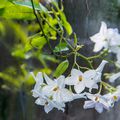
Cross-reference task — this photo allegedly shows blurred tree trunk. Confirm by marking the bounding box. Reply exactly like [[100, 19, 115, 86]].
[[64, 0, 120, 39]]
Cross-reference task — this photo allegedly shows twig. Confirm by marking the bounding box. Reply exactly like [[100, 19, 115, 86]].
[[30, 0, 53, 54]]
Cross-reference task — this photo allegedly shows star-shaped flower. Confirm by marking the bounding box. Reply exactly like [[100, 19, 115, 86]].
[[35, 96, 65, 113], [65, 60, 107, 93], [42, 73, 74, 102], [84, 93, 111, 113], [90, 21, 120, 53], [31, 72, 45, 98]]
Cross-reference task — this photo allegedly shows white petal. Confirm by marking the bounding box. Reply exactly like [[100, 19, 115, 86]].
[[109, 72, 120, 83], [44, 103, 54, 113], [83, 100, 95, 109], [44, 73, 54, 85], [84, 70, 97, 80], [53, 89, 73, 102], [100, 98, 110, 110], [71, 69, 83, 76], [60, 89, 73, 102], [31, 72, 43, 84], [95, 103, 104, 113], [85, 80, 96, 89], [100, 21, 107, 36], [93, 41, 106, 52], [56, 75, 65, 88], [90, 22, 108, 52], [65, 76, 78, 85], [85, 93, 95, 100], [35, 97, 46, 106], [32, 90, 41, 98], [90, 33, 101, 43], [42, 85, 55, 96], [84, 70, 98, 88], [74, 82, 85, 93], [53, 91, 61, 102], [51, 101, 65, 112], [96, 60, 108, 73]]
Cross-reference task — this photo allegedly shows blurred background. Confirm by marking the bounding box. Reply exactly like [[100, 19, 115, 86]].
[[0, 0, 120, 120]]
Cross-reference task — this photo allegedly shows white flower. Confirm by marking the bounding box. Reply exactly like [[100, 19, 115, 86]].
[[84, 93, 111, 113], [65, 69, 96, 93], [104, 86, 120, 104], [90, 21, 108, 52], [42, 73, 74, 102], [35, 96, 65, 113], [65, 60, 107, 93], [109, 72, 120, 83], [90, 21, 120, 53], [31, 72, 66, 113], [31, 72, 45, 98]]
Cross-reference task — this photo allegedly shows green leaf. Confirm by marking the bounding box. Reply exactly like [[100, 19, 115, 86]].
[[53, 60, 69, 78], [0, 2, 35, 20], [59, 11, 72, 35], [41, 54, 59, 63], [25, 36, 47, 52], [64, 21, 73, 35], [13, 1, 48, 12], [0, 0, 7, 8], [11, 49, 25, 59], [54, 42, 69, 53]]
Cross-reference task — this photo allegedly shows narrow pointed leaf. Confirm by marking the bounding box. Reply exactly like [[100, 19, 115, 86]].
[[53, 60, 69, 78]]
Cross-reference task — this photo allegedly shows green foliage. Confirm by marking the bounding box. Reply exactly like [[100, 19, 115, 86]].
[[0, 20, 58, 91], [54, 42, 69, 53], [0, 0, 73, 92], [53, 60, 69, 78], [59, 11, 73, 35], [0, 1, 35, 20], [25, 35, 47, 52], [13, 1, 48, 12]]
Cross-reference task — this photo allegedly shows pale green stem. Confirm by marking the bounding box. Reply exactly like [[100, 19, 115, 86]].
[[101, 81, 117, 92]]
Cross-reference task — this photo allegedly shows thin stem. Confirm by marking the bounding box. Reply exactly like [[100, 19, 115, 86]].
[[38, 11, 60, 33], [101, 81, 117, 92], [72, 52, 77, 68], [77, 53, 93, 69], [88, 49, 109, 60], [30, 0, 53, 54], [98, 83, 102, 94]]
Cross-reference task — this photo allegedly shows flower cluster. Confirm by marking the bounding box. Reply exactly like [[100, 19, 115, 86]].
[[90, 21, 120, 83], [31, 60, 120, 113], [90, 21, 120, 54]]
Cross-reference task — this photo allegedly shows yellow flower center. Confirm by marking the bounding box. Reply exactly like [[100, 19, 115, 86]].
[[113, 96, 118, 101], [53, 86, 59, 91], [95, 96, 99, 102], [79, 75, 83, 81]]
